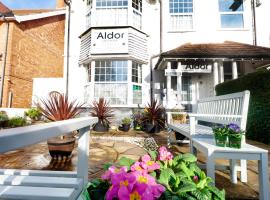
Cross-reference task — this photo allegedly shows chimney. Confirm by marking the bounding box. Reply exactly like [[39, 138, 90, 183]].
[[56, 0, 66, 8]]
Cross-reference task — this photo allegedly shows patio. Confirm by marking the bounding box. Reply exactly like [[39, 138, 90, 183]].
[[0, 129, 269, 200]]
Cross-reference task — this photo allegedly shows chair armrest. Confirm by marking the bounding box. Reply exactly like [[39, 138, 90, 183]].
[[188, 113, 242, 118]]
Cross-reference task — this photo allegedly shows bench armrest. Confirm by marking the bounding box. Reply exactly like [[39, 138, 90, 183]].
[[188, 113, 242, 118]]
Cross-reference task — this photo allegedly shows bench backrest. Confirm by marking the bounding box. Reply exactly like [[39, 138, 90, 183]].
[[196, 90, 250, 131]]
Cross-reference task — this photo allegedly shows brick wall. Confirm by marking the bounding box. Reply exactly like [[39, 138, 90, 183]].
[[1, 15, 65, 108]]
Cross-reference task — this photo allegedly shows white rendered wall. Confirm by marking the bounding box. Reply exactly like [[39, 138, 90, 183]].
[[32, 78, 65, 105]]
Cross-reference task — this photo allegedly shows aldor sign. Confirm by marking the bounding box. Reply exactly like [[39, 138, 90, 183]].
[[182, 65, 212, 73], [165, 65, 212, 76], [91, 29, 128, 54]]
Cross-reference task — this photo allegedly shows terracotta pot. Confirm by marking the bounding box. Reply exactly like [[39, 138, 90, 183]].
[[47, 136, 76, 158]]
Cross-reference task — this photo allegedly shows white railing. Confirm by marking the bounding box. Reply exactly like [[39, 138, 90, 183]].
[[0, 117, 98, 185]]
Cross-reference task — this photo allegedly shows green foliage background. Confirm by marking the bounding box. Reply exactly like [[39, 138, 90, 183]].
[[215, 70, 270, 144]]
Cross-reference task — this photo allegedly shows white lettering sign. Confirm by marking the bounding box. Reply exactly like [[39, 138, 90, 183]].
[[165, 65, 212, 76], [91, 29, 128, 54]]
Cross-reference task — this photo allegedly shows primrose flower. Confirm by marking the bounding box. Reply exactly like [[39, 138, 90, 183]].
[[193, 175, 199, 183], [228, 123, 241, 133], [158, 146, 173, 161], [140, 155, 160, 171], [118, 184, 152, 200], [102, 166, 128, 181], [131, 161, 144, 172]]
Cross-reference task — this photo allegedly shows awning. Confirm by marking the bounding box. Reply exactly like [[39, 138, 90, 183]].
[[155, 41, 270, 69]]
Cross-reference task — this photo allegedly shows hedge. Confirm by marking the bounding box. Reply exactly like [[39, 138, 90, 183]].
[[215, 69, 270, 144]]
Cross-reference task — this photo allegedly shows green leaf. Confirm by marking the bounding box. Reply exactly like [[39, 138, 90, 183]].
[[176, 181, 196, 194], [103, 163, 112, 170], [196, 178, 207, 189], [158, 168, 176, 190], [118, 157, 135, 170], [148, 150, 158, 160], [182, 153, 197, 163], [179, 162, 195, 179], [150, 171, 156, 178], [208, 186, 226, 200]]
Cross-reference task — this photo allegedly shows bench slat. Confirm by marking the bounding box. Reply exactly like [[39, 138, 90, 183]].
[[0, 169, 77, 178], [0, 185, 80, 200], [0, 175, 83, 189]]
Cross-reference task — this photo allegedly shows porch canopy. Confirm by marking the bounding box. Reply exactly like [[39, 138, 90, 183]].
[[154, 41, 270, 109], [155, 41, 270, 70]]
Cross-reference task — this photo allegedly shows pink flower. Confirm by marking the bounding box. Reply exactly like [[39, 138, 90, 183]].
[[158, 146, 173, 161], [131, 161, 144, 172], [140, 155, 160, 172], [102, 166, 128, 181], [193, 175, 199, 183], [118, 184, 152, 200]]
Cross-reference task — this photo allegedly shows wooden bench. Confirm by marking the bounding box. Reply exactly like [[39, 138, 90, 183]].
[[167, 90, 250, 182], [0, 117, 97, 200]]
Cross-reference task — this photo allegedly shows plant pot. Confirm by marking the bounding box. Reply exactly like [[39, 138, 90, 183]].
[[93, 121, 109, 132], [228, 134, 242, 149], [214, 134, 228, 147], [0, 120, 8, 128], [122, 124, 130, 132], [47, 136, 76, 158], [133, 121, 142, 131], [144, 123, 155, 133]]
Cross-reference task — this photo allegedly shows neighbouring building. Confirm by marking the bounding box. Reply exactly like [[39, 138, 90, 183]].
[[39, 0, 270, 121], [0, 1, 66, 108]]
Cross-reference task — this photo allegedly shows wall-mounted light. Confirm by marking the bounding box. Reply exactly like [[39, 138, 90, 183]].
[[256, 0, 262, 7]]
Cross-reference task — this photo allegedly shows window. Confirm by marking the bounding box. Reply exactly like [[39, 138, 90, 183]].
[[132, 62, 142, 83], [132, 0, 142, 12], [95, 60, 128, 82], [94, 60, 128, 105], [96, 0, 128, 7], [133, 85, 142, 104], [182, 76, 192, 101], [219, 0, 244, 28], [169, 0, 194, 30], [86, 64, 91, 82]]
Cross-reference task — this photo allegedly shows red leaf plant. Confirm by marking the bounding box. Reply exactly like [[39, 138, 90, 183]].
[[90, 97, 114, 126]]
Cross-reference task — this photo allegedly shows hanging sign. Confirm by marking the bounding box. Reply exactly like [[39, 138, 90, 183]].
[[91, 28, 128, 54]]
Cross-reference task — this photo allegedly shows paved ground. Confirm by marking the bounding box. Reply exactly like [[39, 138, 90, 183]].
[[0, 129, 269, 199]]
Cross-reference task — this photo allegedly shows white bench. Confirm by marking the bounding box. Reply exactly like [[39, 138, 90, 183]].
[[0, 117, 97, 200], [168, 91, 250, 182]]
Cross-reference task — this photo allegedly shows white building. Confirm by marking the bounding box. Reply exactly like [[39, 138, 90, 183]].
[[43, 0, 270, 118]]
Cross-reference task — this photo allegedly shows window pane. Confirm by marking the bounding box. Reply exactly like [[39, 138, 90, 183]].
[[133, 85, 142, 104], [169, 0, 193, 13], [221, 14, 244, 28], [132, 61, 142, 83], [94, 83, 128, 105], [219, 0, 243, 12]]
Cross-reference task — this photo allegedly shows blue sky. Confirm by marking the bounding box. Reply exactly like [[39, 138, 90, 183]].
[[1, 0, 56, 9]]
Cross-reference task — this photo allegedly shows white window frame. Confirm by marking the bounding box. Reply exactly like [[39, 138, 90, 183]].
[[218, 0, 245, 30], [169, 0, 194, 32]]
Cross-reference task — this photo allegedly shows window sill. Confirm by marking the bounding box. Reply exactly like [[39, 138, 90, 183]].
[[168, 30, 196, 33], [218, 28, 250, 31]]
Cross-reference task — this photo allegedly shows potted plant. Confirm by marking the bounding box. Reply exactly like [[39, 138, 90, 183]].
[[132, 109, 143, 131], [0, 111, 9, 128], [171, 113, 187, 124], [24, 107, 42, 123], [227, 123, 244, 149], [90, 97, 114, 132], [8, 116, 27, 128], [120, 117, 132, 132], [37, 92, 84, 158], [212, 125, 229, 147], [143, 99, 165, 133], [80, 146, 225, 200]]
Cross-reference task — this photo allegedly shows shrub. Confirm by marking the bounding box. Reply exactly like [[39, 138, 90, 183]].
[[8, 117, 27, 128], [25, 108, 42, 121], [215, 69, 270, 144], [122, 117, 132, 125], [143, 99, 166, 128], [0, 111, 9, 128]]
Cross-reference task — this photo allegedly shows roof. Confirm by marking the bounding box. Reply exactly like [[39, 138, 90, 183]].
[[12, 9, 58, 16], [156, 41, 270, 68], [0, 2, 13, 17]]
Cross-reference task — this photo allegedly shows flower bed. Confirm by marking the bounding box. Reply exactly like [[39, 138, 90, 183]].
[[81, 146, 225, 200]]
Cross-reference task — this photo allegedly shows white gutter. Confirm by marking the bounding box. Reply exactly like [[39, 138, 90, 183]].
[[14, 10, 66, 23]]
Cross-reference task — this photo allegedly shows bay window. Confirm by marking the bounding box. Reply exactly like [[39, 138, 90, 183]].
[[90, 60, 142, 106], [169, 0, 194, 31], [218, 0, 244, 28]]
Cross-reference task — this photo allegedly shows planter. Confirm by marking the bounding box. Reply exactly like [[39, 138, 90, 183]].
[[121, 124, 130, 132], [47, 136, 76, 158], [228, 134, 242, 149], [93, 121, 109, 132], [0, 120, 8, 128], [214, 134, 228, 147], [133, 121, 142, 131], [144, 123, 161, 133]]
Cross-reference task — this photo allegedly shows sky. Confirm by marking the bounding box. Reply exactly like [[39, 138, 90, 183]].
[[1, 0, 56, 9]]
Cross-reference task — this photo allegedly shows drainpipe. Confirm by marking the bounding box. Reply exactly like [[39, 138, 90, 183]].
[[251, 0, 261, 45], [64, 0, 71, 96], [159, 0, 163, 53], [0, 16, 10, 106]]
